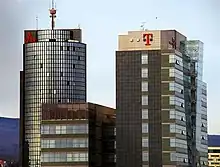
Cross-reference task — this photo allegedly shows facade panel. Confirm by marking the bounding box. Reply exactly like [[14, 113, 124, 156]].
[[116, 51, 142, 167]]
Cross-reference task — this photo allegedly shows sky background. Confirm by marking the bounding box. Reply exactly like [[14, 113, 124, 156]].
[[0, 0, 219, 134]]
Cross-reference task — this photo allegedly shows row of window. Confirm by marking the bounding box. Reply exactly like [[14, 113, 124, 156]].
[[25, 72, 85, 78], [141, 137, 187, 149], [169, 82, 184, 93], [41, 138, 88, 148], [26, 51, 85, 58], [169, 68, 183, 80], [41, 124, 88, 135], [143, 123, 188, 135], [142, 68, 184, 80], [169, 96, 185, 108], [170, 124, 186, 135], [170, 152, 188, 162], [25, 89, 85, 95], [37, 29, 71, 35], [169, 109, 186, 121], [26, 45, 85, 52], [169, 54, 183, 67], [170, 138, 187, 149], [26, 50, 85, 57], [41, 152, 88, 162], [142, 95, 185, 107]]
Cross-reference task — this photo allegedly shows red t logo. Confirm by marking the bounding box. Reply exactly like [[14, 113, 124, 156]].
[[143, 33, 153, 46], [25, 32, 37, 44]]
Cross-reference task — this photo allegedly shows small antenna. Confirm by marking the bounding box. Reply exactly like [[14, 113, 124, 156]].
[[140, 22, 146, 30], [77, 24, 81, 29], [36, 15, 38, 30], [49, 0, 57, 30]]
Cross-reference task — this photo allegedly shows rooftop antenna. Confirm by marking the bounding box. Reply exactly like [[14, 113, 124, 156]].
[[36, 15, 38, 30], [49, 0, 56, 30], [77, 24, 81, 29], [140, 22, 146, 30]]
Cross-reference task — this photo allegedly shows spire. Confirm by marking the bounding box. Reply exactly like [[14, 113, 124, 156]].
[[49, 0, 56, 30]]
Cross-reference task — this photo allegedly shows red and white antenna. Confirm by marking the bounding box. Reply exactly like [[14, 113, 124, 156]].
[[49, 0, 56, 30]]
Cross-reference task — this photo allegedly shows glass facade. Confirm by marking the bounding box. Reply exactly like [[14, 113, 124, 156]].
[[41, 152, 88, 162], [23, 29, 86, 167], [41, 138, 88, 148], [41, 124, 88, 134], [185, 40, 208, 165]]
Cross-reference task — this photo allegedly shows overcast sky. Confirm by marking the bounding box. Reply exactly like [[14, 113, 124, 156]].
[[0, 0, 219, 134]]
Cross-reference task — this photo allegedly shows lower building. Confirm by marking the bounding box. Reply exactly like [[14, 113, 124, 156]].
[[208, 135, 220, 167], [40, 102, 115, 167]]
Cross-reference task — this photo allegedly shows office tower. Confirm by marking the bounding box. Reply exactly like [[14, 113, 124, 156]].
[[40, 102, 116, 167], [116, 30, 207, 167], [208, 135, 220, 167], [20, 5, 86, 167]]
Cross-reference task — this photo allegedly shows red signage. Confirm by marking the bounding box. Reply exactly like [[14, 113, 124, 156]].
[[143, 33, 153, 46], [24, 31, 37, 44]]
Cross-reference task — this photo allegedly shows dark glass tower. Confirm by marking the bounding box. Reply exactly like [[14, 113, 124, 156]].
[[20, 28, 86, 167]]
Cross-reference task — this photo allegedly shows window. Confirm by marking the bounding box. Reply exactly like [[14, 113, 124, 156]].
[[169, 82, 184, 92], [169, 82, 175, 91], [142, 54, 148, 64], [169, 68, 183, 80], [142, 151, 148, 161], [170, 124, 175, 133], [142, 109, 148, 119], [142, 123, 148, 133], [169, 54, 175, 63], [169, 96, 175, 105], [169, 109, 175, 119], [142, 137, 148, 147], [170, 152, 176, 161], [142, 82, 148, 92], [142, 95, 148, 105], [142, 68, 148, 78], [170, 138, 176, 147], [169, 68, 175, 77]]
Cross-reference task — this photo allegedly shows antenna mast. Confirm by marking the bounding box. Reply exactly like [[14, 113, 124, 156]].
[[49, 0, 56, 30], [36, 15, 38, 30]]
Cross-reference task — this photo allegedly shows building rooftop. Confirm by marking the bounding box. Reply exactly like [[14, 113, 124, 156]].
[[208, 135, 220, 147]]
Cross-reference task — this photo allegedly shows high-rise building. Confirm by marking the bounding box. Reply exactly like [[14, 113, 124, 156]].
[[20, 28, 86, 167], [116, 30, 207, 167], [208, 135, 220, 167], [20, 5, 87, 167]]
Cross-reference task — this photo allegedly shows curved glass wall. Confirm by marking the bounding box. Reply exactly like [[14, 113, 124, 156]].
[[24, 29, 86, 167]]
